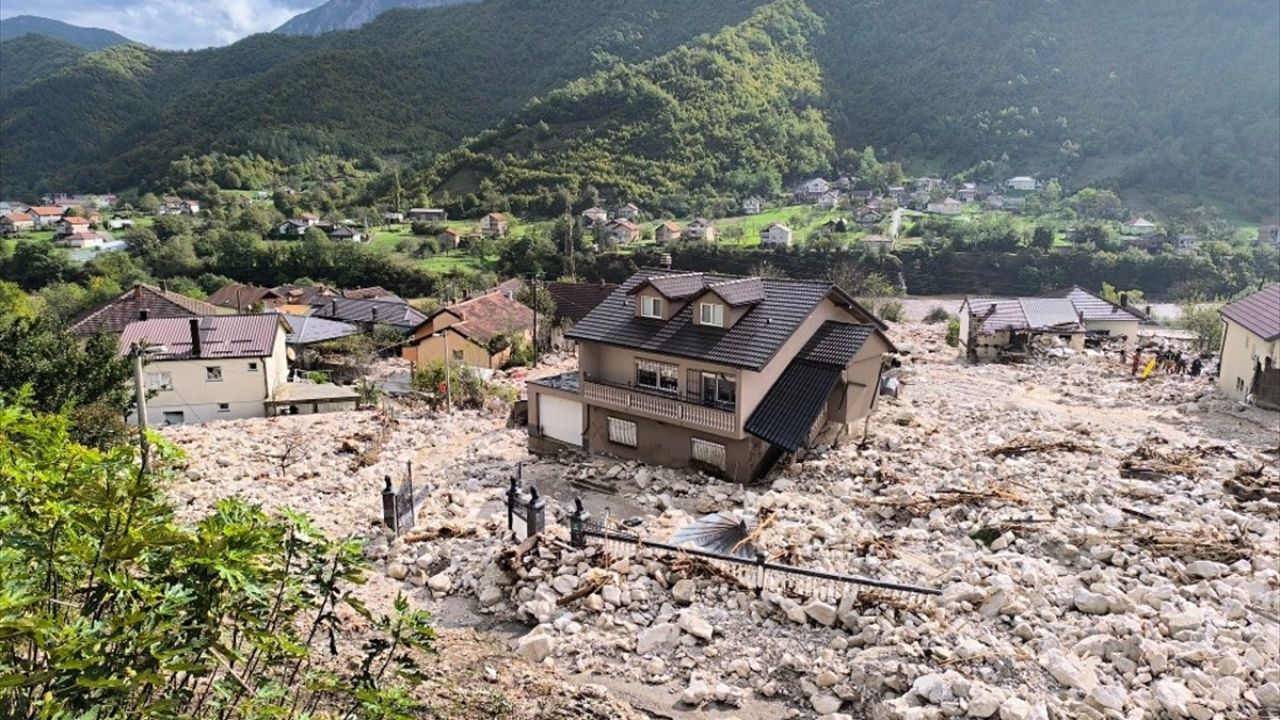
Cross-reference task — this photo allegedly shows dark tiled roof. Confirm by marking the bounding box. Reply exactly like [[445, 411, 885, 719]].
[[284, 314, 362, 345], [530, 371, 580, 393], [208, 283, 280, 310], [1220, 284, 1280, 341], [744, 363, 841, 453], [627, 272, 707, 300], [313, 297, 427, 331], [799, 322, 875, 366], [546, 282, 617, 324], [118, 315, 286, 360], [569, 270, 880, 371], [71, 284, 225, 336], [1040, 286, 1147, 322], [705, 277, 765, 306]]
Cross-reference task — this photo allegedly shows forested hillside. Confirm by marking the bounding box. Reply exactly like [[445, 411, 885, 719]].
[[0, 15, 132, 49], [423, 0, 833, 214], [0, 34, 87, 98], [1, 0, 1276, 217]]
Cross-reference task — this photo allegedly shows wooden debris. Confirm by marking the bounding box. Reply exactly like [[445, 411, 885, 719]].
[[987, 439, 1090, 458], [555, 576, 608, 607], [1120, 445, 1200, 480], [403, 523, 480, 542], [498, 534, 540, 577]]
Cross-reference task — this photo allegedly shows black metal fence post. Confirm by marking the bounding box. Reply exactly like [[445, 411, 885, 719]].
[[506, 476, 519, 532], [755, 553, 767, 596], [526, 486, 546, 538], [569, 497, 589, 548], [382, 475, 397, 534]]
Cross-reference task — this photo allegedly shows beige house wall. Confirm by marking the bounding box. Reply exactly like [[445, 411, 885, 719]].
[[140, 351, 283, 426], [1218, 318, 1280, 402], [581, 405, 767, 483], [1086, 318, 1139, 345], [403, 327, 499, 370]]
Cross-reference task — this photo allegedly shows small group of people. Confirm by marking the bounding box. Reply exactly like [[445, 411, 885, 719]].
[[1130, 347, 1203, 378]]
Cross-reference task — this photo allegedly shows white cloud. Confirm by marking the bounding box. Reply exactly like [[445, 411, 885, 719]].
[[1, 0, 321, 49]]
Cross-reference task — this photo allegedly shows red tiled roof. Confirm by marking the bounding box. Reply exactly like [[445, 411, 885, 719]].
[[1220, 284, 1280, 341], [71, 284, 227, 336], [118, 314, 287, 360], [439, 291, 534, 344], [29, 206, 63, 216], [208, 283, 280, 310], [2, 213, 32, 222], [60, 216, 90, 225]]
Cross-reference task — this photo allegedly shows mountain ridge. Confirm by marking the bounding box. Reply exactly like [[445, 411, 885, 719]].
[[274, 0, 475, 36], [0, 15, 132, 50]]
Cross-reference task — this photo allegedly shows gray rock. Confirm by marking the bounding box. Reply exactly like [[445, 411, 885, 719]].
[[804, 600, 838, 627], [1087, 685, 1126, 711], [1153, 679, 1193, 717], [636, 623, 681, 654], [811, 692, 843, 715], [386, 562, 408, 580], [1184, 560, 1228, 579], [999, 697, 1031, 720], [1040, 648, 1098, 694], [516, 630, 556, 663], [912, 673, 955, 705], [968, 687, 1001, 718], [678, 610, 714, 641], [1073, 589, 1110, 615], [672, 578, 696, 605]]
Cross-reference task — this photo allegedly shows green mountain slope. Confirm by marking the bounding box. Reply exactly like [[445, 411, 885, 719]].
[[0, 0, 765, 196], [424, 0, 833, 213], [0, 15, 132, 50], [0, 34, 87, 98], [274, 0, 475, 36]]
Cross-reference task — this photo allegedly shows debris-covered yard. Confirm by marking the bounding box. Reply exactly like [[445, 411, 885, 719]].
[[162, 322, 1280, 719]]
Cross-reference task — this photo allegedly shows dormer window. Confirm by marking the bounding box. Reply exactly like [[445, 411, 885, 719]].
[[640, 296, 664, 319], [699, 302, 724, 327]]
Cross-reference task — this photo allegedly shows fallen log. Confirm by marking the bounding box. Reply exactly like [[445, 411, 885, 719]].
[[555, 576, 608, 607]]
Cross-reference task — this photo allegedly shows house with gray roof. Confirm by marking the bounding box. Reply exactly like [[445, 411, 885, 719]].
[[526, 269, 895, 482], [958, 296, 1087, 361]]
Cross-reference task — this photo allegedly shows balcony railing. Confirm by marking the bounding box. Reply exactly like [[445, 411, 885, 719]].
[[581, 377, 737, 434]]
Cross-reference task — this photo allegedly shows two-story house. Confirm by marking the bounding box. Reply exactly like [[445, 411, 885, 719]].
[[119, 314, 291, 425], [526, 270, 894, 482], [402, 290, 534, 371], [683, 218, 717, 242], [1218, 283, 1280, 409], [654, 221, 682, 245], [759, 222, 793, 248], [480, 212, 510, 237]]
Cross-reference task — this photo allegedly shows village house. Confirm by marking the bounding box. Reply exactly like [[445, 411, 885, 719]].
[[1039, 286, 1147, 346], [758, 222, 793, 248], [958, 297, 1087, 361], [71, 283, 229, 336], [927, 197, 963, 216], [383, 211, 405, 224], [1175, 234, 1201, 255], [0, 212, 35, 234], [1005, 176, 1038, 192], [581, 207, 610, 228], [54, 216, 92, 237], [407, 208, 448, 222], [440, 227, 463, 249], [914, 177, 945, 192], [815, 190, 843, 210], [1217, 283, 1280, 409], [654, 221, 682, 245], [956, 182, 979, 203], [275, 218, 312, 238], [402, 291, 535, 371], [58, 231, 108, 248], [313, 296, 427, 334], [1122, 217, 1157, 235], [860, 234, 895, 255], [602, 219, 640, 246], [282, 313, 363, 364], [525, 270, 895, 482], [28, 206, 65, 227], [1258, 224, 1280, 245], [741, 196, 764, 215], [1002, 196, 1027, 212], [683, 218, 717, 242], [614, 203, 642, 221], [208, 284, 289, 312], [855, 207, 883, 226], [480, 212, 509, 237], [326, 224, 364, 242], [794, 177, 831, 202], [159, 196, 200, 215]]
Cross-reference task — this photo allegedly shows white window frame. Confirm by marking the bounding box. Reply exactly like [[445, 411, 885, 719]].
[[635, 359, 678, 394], [607, 417, 637, 447], [206, 366, 223, 382], [146, 371, 173, 392], [691, 438, 726, 471], [699, 303, 724, 327], [640, 296, 664, 319]]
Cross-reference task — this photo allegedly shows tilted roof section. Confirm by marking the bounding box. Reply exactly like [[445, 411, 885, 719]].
[[71, 283, 226, 336], [1040, 286, 1147, 322], [744, 363, 842, 452], [283, 314, 362, 345], [569, 270, 883, 371], [1019, 298, 1081, 329], [705, 277, 765, 306], [546, 282, 617, 324], [437, 291, 534, 344], [1220, 284, 1280, 341], [798, 321, 876, 367], [965, 297, 1085, 334], [118, 315, 287, 361], [312, 297, 427, 331]]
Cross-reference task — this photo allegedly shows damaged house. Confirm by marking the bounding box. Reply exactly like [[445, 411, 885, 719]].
[[526, 270, 895, 482], [959, 297, 1087, 362]]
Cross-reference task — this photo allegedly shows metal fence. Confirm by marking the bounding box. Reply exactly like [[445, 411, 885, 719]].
[[381, 461, 417, 536], [504, 483, 940, 602]]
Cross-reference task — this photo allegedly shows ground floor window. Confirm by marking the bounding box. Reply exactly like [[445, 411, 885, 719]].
[[607, 417, 637, 447], [690, 437, 726, 471], [145, 372, 173, 391], [217, 403, 230, 413], [162, 411, 184, 426]]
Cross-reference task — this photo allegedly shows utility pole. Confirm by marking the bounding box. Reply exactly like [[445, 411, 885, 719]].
[[441, 331, 453, 412], [530, 272, 541, 368], [564, 208, 576, 280], [131, 345, 151, 473]]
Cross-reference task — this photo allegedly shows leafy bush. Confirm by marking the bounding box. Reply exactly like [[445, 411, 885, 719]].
[[411, 359, 515, 409], [923, 306, 953, 324], [0, 403, 436, 719], [945, 319, 961, 347], [878, 301, 905, 322], [1177, 298, 1224, 350]]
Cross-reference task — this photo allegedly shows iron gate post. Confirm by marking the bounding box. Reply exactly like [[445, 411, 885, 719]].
[[755, 553, 766, 596], [569, 497, 589, 548], [526, 486, 546, 537], [506, 476, 519, 531], [381, 475, 397, 534]]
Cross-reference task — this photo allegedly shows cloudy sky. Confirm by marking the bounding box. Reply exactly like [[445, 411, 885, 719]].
[[1, 0, 322, 49]]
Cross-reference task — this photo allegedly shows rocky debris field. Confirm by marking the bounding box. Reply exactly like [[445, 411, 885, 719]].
[[163, 322, 1280, 719]]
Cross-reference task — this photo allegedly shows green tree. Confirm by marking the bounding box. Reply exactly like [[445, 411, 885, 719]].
[[3, 240, 74, 290], [1177, 297, 1225, 350], [0, 403, 437, 719], [1031, 225, 1055, 250]]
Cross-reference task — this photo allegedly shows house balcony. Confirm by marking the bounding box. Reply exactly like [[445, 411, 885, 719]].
[[581, 376, 738, 435]]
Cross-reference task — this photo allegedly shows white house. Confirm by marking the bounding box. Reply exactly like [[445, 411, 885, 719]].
[[816, 191, 842, 210], [741, 196, 764, 215], [795, 177, 831, 201], [581, 207, 610, 228], [1006, 176, 1038, 192], [759, 222, 793, 248], [480, 212, 509, 237], [1040, 285, 1146, 347], [927, 197, 963, 215], [1217, 284, 1280, 408], [682, 218, 717, 242], [1122, 218, 1157, 235], [119, 314, 291, 425]]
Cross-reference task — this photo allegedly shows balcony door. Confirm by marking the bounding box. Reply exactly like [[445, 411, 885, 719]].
[[693, 371, 735, 410]]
